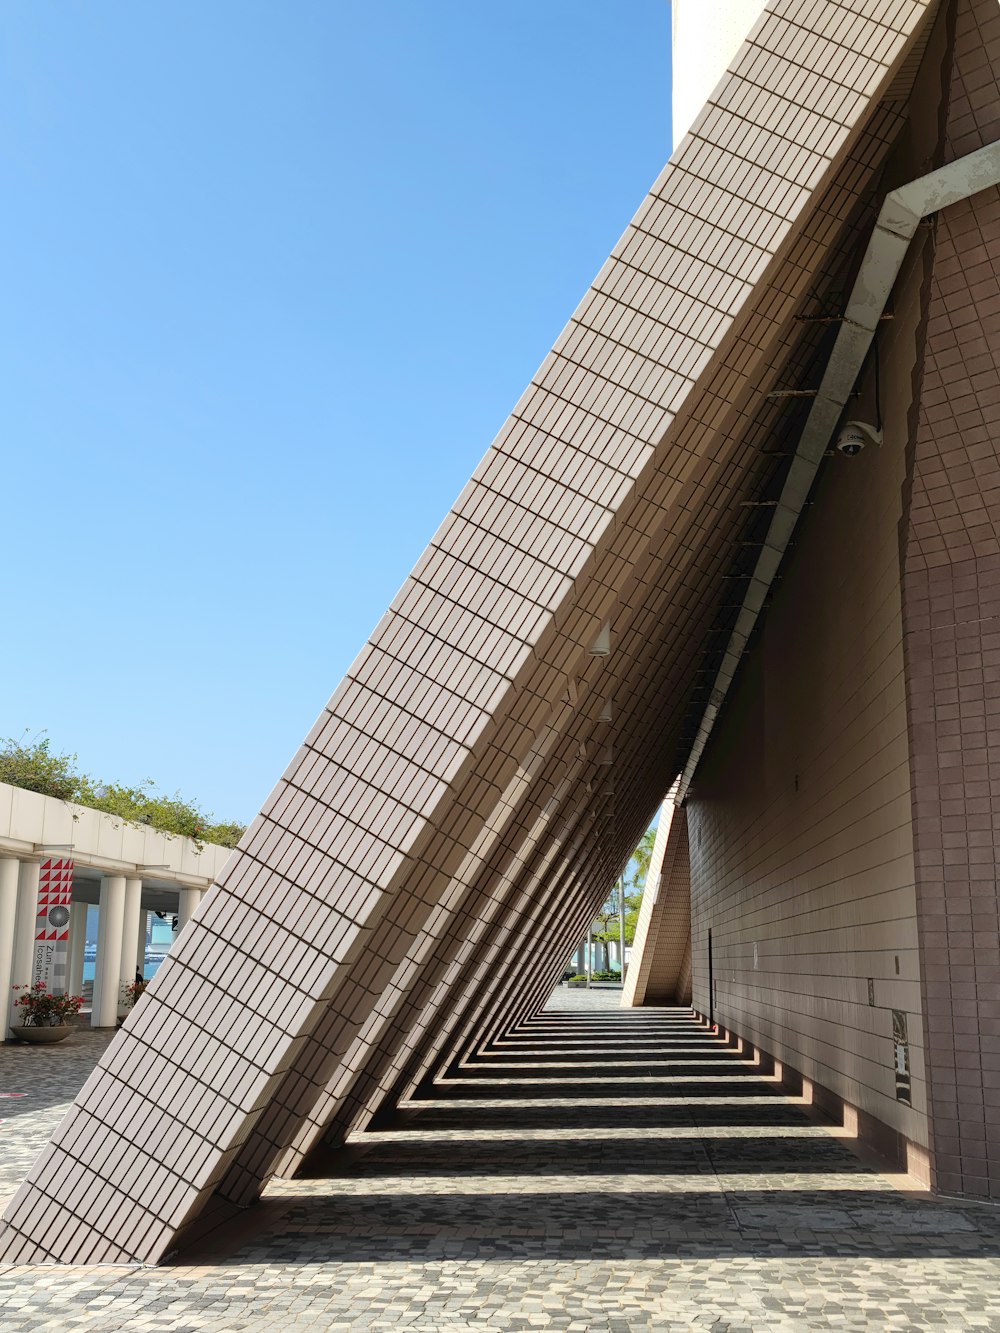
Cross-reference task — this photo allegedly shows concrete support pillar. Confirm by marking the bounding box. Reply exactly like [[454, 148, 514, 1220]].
[[9, 861, 41, 1029], [120, 878, 142, 990], [0, 858, 21, 1036], [618, 877, 626, 976], [135, 909, 148, 979], [177, 887, 203, 934], [622, 805, 691, 1008], [67, 903, 87, 999], [92, 875, 127, 1028]]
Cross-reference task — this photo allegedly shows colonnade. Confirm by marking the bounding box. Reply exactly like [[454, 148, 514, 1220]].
[[0, 856, 205, 1034], [566, 935, 627, 978]]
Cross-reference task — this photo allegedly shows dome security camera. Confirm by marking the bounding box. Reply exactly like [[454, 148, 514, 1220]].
[[836, 421, 883, 456]]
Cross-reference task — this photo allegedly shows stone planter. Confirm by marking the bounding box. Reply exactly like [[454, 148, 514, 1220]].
[[566, 980, 588, 989], [9, 1024, 74, 1044]]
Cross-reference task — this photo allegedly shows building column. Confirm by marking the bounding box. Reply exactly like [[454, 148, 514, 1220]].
[[92, 874, 127, 1028], [120, 877, 142, 992], [9, 860, 41, 1030], [177, 887, 203, 934], [67, 902, 87, 999], [0, 858, 21, 1036], [618, 878, 627, 975], [135, 908, 148, 979]]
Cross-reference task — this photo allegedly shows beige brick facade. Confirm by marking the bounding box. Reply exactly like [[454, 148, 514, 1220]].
[[685, 0, 1000, 1200], [901, 0, 1000, 1200], [6, 0, 1000, 1261]]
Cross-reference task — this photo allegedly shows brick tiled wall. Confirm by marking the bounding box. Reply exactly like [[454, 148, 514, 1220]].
[[0, 0, 939, 1264], [688, 194, 935, 1154], [902, 0, 1000, 1204]]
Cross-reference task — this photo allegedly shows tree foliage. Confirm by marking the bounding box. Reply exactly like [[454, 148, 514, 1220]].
[[591, 820, 659, 948], [0, 733, 246, 849], [629, 825, 657, 890]]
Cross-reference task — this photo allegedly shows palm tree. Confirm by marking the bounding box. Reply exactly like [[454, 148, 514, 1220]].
[[590, 822, 660, 968], [629, 824, 657, 891]]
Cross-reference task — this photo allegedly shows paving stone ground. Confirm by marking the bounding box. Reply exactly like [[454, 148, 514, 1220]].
[[2, 991, 1000, 1330]]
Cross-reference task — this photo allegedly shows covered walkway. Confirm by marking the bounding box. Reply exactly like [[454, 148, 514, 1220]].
[[9, 0, 1000, 1263], [2, 990, 999, 1330]]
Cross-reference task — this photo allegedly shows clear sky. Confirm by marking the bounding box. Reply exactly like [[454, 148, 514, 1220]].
[[1, 1, 672, 825]]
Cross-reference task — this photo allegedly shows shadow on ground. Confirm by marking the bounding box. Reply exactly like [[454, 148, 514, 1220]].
[[224, 1186, 1000, 1263], [178, 1006, 1000, 1267]]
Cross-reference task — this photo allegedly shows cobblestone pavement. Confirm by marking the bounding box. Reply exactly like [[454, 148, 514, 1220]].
[[2, 992, 1000, 1330], [0, 1026, 115, 1209]]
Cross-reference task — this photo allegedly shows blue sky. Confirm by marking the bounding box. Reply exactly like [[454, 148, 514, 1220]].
[[2, 1, 671, 824]]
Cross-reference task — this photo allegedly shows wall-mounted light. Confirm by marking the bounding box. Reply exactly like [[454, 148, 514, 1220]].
[[588, 622, 611, 656]]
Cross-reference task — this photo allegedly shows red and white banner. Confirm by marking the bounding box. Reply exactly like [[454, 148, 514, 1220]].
[[32, 858, 75, 992]]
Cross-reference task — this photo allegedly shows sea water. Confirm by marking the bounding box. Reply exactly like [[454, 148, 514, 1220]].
[[82, 956, 168, 984]]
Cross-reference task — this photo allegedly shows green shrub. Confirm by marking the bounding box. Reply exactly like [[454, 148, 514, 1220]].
[[0, 733, 245, 849], [0, 735, 78, 801]]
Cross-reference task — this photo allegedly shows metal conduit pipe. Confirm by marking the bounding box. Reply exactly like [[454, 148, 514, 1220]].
[[675, 138, 1000, 807]]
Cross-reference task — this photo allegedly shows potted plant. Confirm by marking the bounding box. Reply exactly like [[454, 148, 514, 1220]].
[[118, 977, 146, 1025], [10, 982, 84, 1043]]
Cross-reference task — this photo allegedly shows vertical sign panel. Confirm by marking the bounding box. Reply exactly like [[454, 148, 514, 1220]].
[[32, 859, 75, 993], [892, 1009, 911, 1106]]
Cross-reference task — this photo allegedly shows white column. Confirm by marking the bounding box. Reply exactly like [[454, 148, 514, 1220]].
[[135, 908, 148, 979], [177, 887, 203, 934], [92, 874, 126, 1027], [618, 878, 626, 976], [9, 860, 41, 1030], [0, 858, 20, 1036], [120, 877, 142, 990], [67, 902, 88, 999]]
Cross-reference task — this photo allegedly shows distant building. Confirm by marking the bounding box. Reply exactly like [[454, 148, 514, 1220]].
[[0, 781, 230, 1029]]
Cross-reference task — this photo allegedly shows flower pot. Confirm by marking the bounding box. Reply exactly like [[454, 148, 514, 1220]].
[[9, 1024, 74, 1044]]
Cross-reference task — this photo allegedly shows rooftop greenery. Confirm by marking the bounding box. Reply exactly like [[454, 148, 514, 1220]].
[[0, 733, 246, 849]]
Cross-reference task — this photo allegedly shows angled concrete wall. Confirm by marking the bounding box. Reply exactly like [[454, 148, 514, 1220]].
[[622, 802, 693, 1007], [0, 0, 940, 1263]]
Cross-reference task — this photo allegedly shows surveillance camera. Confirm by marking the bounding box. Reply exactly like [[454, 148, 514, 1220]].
[[836, 421, 883, 456]]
